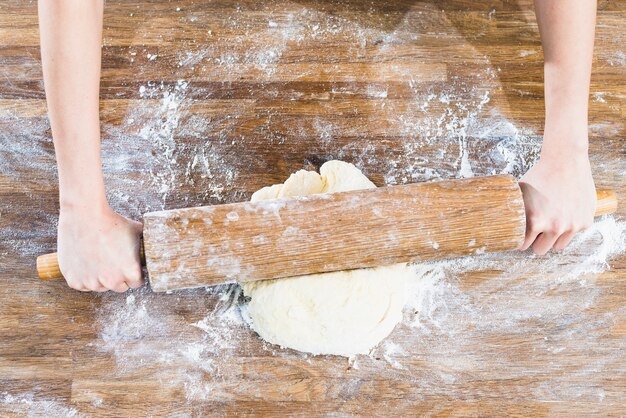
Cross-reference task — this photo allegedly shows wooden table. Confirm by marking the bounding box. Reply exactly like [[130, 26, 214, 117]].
[[1, 0, 624, 415]]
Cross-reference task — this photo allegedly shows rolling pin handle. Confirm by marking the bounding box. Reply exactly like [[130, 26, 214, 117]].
[[595, 190, 618, 217], [36, 252, 63, 281], [36, 239, 146, 281]]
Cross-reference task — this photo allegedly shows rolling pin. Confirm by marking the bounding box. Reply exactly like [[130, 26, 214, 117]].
[[37, 175, 618, 292]]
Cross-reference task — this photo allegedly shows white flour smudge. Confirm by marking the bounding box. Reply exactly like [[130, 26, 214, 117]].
[[380, 80, 540, 184], [0, 114, 59, 258], [103, 79, 241, 216], [95, 285, 253, 401], [0, 393, 81, 418], [604, 50, 626, 67], [374, 216, 626, 401]]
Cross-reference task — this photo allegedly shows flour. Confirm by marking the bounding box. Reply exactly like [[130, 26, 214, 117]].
[[101, 78, 241, 217], [383, 84, 540, 184], [373, 216, 626, 401], [604, 50, 626, 67], [88, 216, 626, 402], [0, 393, 81, 418], [0, 114, 58, 259], [1, 0, 624, 410], [94, 285, 253, 401]]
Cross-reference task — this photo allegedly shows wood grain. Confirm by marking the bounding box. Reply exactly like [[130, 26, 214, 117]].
[[144, 175, 525, 291]]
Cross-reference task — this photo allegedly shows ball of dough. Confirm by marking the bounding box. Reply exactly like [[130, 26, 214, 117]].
[[241, 161, 411, 356]]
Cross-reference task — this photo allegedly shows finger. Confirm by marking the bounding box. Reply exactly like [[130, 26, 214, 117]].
[[531, 232, 560, 256], [123, 265, 144, 289], [88, 280, 109, 292], [66, 280, 86, 291], [76, 283, 106, 292], [553, 230, 576, 251], [520, 229, 542, 251], [127, 279, 144, 289], [110, 281, 130, 293], [66, 278, 91, 292], [520, 219, 543, 251], [98, 276, 120, 293]]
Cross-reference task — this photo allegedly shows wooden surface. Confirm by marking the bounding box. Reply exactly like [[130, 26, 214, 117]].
[[1, 0, 625, 416], [143, 175, 525, 291]]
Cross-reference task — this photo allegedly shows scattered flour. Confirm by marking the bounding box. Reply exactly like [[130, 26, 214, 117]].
[[604, 50, 626, 67], [0, 393, 81, 418], [0, 0, 624, 410], [86, 216, 626, 403], [371, 216, 626, 401], [107, 79, 240, 212], [94, 285, 253, 401]]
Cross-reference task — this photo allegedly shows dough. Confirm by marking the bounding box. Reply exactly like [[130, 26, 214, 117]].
[[240, 161, 412, 356]]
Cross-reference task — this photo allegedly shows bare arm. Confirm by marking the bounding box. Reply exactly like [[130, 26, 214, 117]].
[[39, 0, 108, 210], [39, 0, 142, 292], [536, 0, 595, 152], [520, 0, 597, 254]]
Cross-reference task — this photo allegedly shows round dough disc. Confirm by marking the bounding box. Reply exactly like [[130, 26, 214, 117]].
[[241, 161, 411, 356]]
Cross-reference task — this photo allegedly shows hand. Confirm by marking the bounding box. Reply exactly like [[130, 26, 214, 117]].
[[57, 203, 144, 292], [519, 141, 596, 255]]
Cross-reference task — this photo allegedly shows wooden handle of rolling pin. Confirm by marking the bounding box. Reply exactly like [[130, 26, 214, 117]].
[[596, 190, 618, 216], [36, 189, 617, 282], [37, 240, 145, 281]]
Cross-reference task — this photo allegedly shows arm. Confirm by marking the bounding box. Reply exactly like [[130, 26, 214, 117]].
[[520, 0, 597, 254], [39, 0, 143, 291]]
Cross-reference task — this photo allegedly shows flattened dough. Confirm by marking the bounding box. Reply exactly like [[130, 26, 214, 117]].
[[241, 161, 412, 356]]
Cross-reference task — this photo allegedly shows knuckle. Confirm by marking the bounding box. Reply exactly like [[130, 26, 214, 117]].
[[128, 279, 144, 289], [529, 222, 543, 234], [550, 220, 562, 235], [92, 282, 109, 292], [528, 216, 546, 232], [100, 273, 130, 293], [99, 275, 119, 290], [66, 280, 83, 291], [527, 214, 541, 227]]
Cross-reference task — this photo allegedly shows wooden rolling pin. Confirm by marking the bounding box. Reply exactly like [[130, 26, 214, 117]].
[[37, 175, 618, 292]]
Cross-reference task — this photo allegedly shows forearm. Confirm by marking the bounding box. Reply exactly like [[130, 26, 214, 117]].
[[534, 0, 596, 154], [38, 0, 105, 209]]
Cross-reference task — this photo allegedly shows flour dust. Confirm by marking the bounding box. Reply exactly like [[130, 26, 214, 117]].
[[88, 215, 626, 405], [1, 0, 624, 411], [0, 393, 81, 418]]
